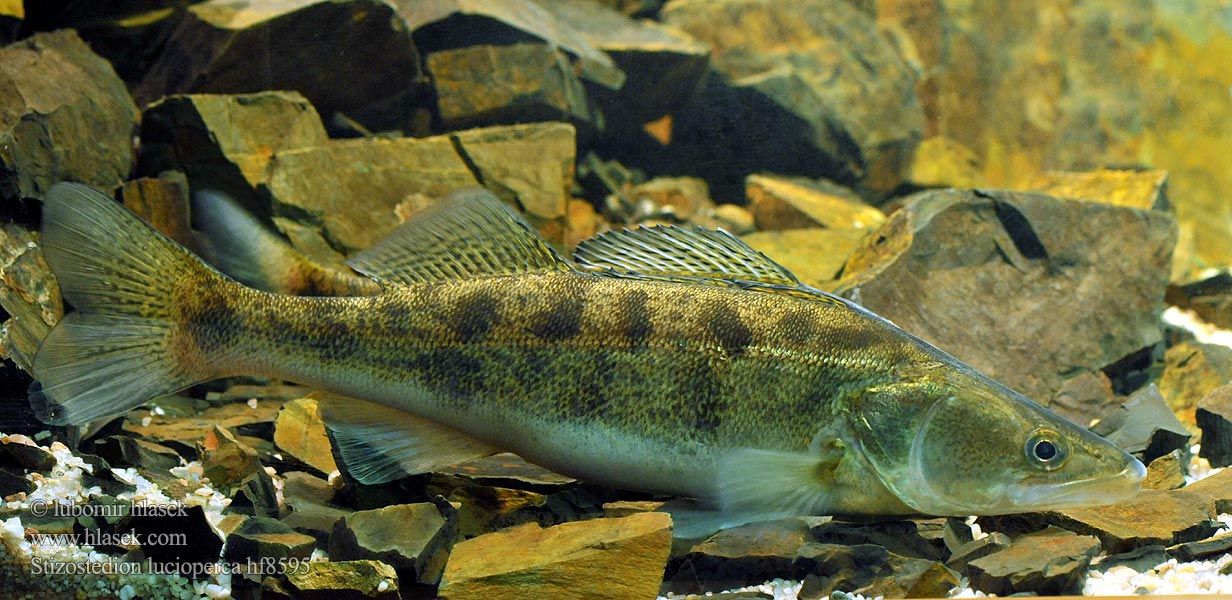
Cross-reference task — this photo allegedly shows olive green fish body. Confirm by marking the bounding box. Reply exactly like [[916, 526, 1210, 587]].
[[32, 183, 1145, 520]]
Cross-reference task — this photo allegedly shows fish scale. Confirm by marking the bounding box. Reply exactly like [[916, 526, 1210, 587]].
[[30, 182, 1145, 525]]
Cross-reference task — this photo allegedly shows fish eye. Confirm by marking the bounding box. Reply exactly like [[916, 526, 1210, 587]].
[[1024, 428, 1069, 471]]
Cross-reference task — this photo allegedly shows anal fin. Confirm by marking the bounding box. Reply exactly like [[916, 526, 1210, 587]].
[[317, 395, 500, 484]]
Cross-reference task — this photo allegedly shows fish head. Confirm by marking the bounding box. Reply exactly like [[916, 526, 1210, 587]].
[[846, 367, 1145, 516]]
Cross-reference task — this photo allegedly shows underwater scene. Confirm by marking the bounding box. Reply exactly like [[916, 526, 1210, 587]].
[[1, 0, 1231, 598]]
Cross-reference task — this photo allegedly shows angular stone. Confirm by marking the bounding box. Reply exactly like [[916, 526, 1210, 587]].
[[1098, 544, 1169, 573], [138, 90, 328, 192], [130, 503, 225, 569], [1051, 490, 1217, 553], [533, 0, 709, 137], [450, 123, 575, 223], [810, 519, 944, 561], [0, 433, 55, 472], [712, 204, 756, 235], [1048, 370, 1117, 429], [947, 532, 1011, 571], [661, 0, 923, 198], [437, 512, 671, 600], [91, 435, 183, 472], [281, 471, 350, 542], [274, 398, 337, 476], [1160, 342, 1232, 432], [565, 198, 601, 249], [746, 175, 886, 232], [665, 517, 811, 594], [602, 500, 667, 518], [1028, 169, 1170, 212], [1166, 271, 1232, 329], [329, 503, 455, 586], [1184, 463, 1232, 513], [224, 516, 317, 562], [1197, 385, 1232, 467], [136, 0, 422, 130], [0, 465, 32, 497], [0, 29, 137, 200], [1167, 529, 1232, 562], [836, 189, 1176, 401], [198, 425, 277, 516], [1091, 384, 1191, 464], [967, 528, 1100, 596], [0, 222, 63, 372], [124, 398, 282, 443], [741, 228, 868, 289], [117, 171, 196, 250], [430, 452, 576, 494], [795, 543, 959, 600], [427, 43, 598, 129], [284, 560, 399, 600], [1143, 449, 1186, 491]]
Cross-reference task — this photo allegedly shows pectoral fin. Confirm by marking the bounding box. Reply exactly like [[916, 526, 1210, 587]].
[[317, 396, 500, 484], [716, 441, 845, 518]]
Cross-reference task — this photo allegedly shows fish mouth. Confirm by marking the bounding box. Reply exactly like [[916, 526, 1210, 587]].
[[1001, 455, 1147, 513]]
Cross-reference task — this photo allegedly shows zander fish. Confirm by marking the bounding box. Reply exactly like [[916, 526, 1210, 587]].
[[32, 182, 1144, 521]]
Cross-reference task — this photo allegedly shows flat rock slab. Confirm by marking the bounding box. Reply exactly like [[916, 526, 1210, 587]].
[[967, 527, 1101, 596], [437, 511, 671, 600], [223, 516, 316, 562], [1160, 342, 1232, 432], [0, 29, 137, 200], [282, 560, 400, 600], [836, 189, 1176, 402], [1051, 489, 1217, 553], [1028, 168, 1170, 211], [746, 174, 885, 232], [741, 228, 868, 289], [796, 543, 959, 599], [1091, 384, 1191, 464], [666, 517, 812, 594], [1167, 271, 1232, 328], [329, 503, 455, 586], [1180, 467, 1232, 514], [274, 398, 337, 476]]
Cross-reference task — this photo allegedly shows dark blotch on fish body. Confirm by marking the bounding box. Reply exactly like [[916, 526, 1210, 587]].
[[452, 291, 501, 342], [529, 296, 583, 342], [708, 302, 754, 356], [620, 290, 653, 348]]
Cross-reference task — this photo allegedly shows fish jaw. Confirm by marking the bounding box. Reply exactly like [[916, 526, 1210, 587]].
[[992, 455, 1145, 514]]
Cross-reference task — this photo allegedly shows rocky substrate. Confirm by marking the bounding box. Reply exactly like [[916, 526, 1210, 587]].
[[0, 0, 1231, 598]]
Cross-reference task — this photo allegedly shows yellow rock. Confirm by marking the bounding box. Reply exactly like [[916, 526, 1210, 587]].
[[745, 174, 885, 232], [1027, 168, 1168, 211], [438, 512, 672, 600], [906, 136, 986, 189], [742, 228, 870, 289], [1158, 341, 1232, 434], [274, 397, 338, 475]]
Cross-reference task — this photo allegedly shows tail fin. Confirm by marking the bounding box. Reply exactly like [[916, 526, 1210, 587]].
[[191, 189, 381, 297], [31, 182, 224, 425]]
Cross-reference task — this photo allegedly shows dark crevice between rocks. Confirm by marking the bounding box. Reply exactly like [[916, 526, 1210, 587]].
[[448, 134, 487, 189], [986, 195, 1048, 261], [1101, 344, 1163, 396]]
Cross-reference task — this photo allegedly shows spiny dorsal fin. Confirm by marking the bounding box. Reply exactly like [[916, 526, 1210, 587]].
[[574, 225, 802, 288], [345, 187, 569, 287]]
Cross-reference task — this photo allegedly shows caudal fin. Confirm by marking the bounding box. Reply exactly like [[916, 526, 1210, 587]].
[[31, 182, 225, 425]]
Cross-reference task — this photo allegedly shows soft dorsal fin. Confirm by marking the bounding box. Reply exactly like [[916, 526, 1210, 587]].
[[346, 187, 570, 286], [574, 225, 802, 287]]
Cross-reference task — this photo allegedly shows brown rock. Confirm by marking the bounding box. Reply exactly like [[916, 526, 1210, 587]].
[[284, 559, 399, 600], [712, 204, 756, 235], [795, 543, 959, 600], [274, 398, 338, 476], [0, 30, 137, 200], [602, 500, 668, 518], [565, 198, 600, 249], [0, 223, 62, 372], [224, 516, 317, 562], [967, 528, 1100, 596], [329, 503, 455, 586], [741, 228, 868, 289], [437, 512, 672, 600], [1048, 370, 1117, 429], [450, 123, 575, 224], [1160, 342, 1232, 432], [836, 189, 1176, 402], [946, 532, 1011, 571], [1144, 450, 1187, 491], [746, 175, 886, 232], [1197, 385, 1232, 467], [665, 517, 811, 594], [0, 433, 55, 471], [118, 172, 196, 250], [427, 43, 598, 130], [126, 399, 282, 444], [1184, 468, 1232, 514], [1166, 271, 1232, 329], [659, 0, 924, 199], [809, 519, 945, 561], [1051, 489, 1217, 553], [198, 425, 278, 516], [136, 0, 422, 131], [91, 435, 182, 472]]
